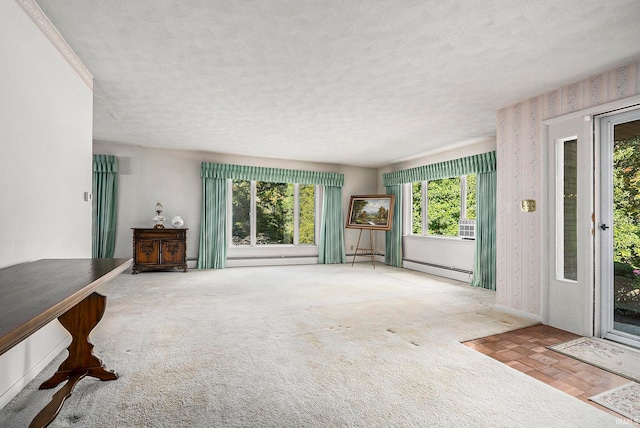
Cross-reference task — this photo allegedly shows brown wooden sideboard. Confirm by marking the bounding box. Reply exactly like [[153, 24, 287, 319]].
[[132, 228, 187, 273]]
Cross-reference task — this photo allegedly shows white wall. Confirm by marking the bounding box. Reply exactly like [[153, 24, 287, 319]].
[[376, 140, 496, 280], [0, 0, 93, 408], [92, 141, 378, 265], [496, 59, 640, 319]]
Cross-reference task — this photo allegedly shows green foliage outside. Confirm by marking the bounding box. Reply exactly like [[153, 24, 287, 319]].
[[613, 137, 640, 268], [427, 177, 461, 236], [299, 184, 315, 244], [231, 180, 315, 245], [413, 175, 475, 235], [613, 137, 640, 315], [256, 182, 294, 244], [232, 180, 251, 245], [466, 174, 476, 219], [412, 182, 422, 234]]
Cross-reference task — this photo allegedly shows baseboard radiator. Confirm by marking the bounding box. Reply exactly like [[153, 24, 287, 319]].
[[402, 259, 473, 283], [226, 255, 318, 268]]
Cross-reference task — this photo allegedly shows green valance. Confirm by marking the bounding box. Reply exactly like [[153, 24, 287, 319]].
[[93, 154, 118, 173], [201, 162, 344, 187], [382, 151, 496, 186]]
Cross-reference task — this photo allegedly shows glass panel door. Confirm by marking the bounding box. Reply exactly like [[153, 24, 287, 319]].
[[600, 110, 640, 347]]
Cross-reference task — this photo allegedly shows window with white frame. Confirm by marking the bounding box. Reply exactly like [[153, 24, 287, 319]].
[[231, 179, 316, 246], [410, 174, 476, 237]]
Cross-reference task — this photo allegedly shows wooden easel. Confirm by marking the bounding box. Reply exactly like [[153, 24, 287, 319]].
[[352, 228, 376, 268]]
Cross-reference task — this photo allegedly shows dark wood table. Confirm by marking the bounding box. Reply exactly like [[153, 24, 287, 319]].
[[0, 258, 132, 428]]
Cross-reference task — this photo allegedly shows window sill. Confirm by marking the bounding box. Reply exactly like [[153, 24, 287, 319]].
[[403, 234, 475, 244]]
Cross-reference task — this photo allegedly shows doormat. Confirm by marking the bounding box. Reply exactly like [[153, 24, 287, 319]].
[[590, 382, 640, 423], [548, 337, 640, 383]]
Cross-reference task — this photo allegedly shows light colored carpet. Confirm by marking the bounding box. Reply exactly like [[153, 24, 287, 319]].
[[590, 382, 640, 424], [549, 337, 640, 383], [0, 264, 622, 427]]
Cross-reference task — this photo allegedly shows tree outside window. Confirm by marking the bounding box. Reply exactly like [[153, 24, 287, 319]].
[[256, 182, 294, 245], [427, 177, 461, 236], [232, 179, 251, 245], [299, 184, 315, 245], [231, 180, 316, 246], [411, 174, 475, 237]]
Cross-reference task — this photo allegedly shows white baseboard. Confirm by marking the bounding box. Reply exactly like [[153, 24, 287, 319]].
[[494, 304, 542, 323], [0, 332, 70, 409], [226, 257, 318, 268], [402, 260, 473, 283]]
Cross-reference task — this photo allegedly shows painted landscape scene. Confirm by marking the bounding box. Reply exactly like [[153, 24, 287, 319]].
[[347, 196, 393, 230]]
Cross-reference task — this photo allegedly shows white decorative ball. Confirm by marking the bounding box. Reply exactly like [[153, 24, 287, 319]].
[[171, 216, 185, 228]]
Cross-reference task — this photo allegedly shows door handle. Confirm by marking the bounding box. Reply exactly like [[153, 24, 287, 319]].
[[599, 223, 610, 231]]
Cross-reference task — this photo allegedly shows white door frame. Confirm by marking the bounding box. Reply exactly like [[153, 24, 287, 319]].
[[541, 95, 640, 337], [597, 106, 640, 347]]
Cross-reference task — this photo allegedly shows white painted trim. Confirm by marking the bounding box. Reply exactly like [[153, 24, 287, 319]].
[[402, 260, 473, 283], [15, 0, 93, 90], [494, 304, 542, 324], [543, 94, 640, 125], [226, 257, 318, 268], [540, 122, 550, 325], [0, 332, 70, 409]]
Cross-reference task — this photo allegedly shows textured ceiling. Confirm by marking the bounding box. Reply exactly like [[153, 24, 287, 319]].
[[35, 0, 640, 167]]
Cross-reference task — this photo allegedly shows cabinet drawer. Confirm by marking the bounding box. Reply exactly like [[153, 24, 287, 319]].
[[134, 230, 185, 240]]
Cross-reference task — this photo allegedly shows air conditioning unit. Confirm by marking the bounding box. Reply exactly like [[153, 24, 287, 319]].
[[458, 219, 475, 239]]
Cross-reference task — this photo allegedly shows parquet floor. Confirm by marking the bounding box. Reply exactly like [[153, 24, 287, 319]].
[[463, 324, 632, 418]]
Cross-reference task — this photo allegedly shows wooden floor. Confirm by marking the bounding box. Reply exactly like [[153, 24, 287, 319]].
[[463, 324, 632, 418]]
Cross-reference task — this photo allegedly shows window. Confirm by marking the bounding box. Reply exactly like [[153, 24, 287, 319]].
[[231, 179, 316, 246], [410, 174, 476, 237], [232, 179, 251, 245]]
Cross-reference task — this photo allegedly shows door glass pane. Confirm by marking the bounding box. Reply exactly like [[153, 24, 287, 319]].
[[563, 139, 578, 281], [612, 119, 640, 335], [256, 182, 294, 245], [232, 179, 251, 246]]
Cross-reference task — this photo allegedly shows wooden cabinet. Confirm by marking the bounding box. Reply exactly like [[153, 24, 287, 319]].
[[132, 228, 187, 273]]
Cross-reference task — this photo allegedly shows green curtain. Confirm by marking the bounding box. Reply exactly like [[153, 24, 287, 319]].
[[197, 177, 227, 269], [383, 151, 496, 186], [318, 186, 346, 264], [92, 154, 118, 258], [201, 162, 344, 187], [382, 151, 497, 286], [384, 185, 403, 267], [198, 162, 345, 268], [471, 170, 497, 290]]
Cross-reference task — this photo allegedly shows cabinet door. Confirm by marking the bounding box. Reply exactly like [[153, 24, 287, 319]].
[[136, 240, 160, 264], [162, 240, 185, 264]]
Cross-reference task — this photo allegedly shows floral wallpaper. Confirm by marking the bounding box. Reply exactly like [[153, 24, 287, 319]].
[[496, 59, 640, 316]]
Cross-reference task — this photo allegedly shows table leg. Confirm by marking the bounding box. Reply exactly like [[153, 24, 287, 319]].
[[32, 292, 117, 427]]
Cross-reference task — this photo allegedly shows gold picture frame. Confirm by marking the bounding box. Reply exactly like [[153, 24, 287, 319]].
[[346, 194, 395, 231]]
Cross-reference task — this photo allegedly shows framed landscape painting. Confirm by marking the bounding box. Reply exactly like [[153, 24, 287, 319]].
[[346, 194, 395, 231]]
